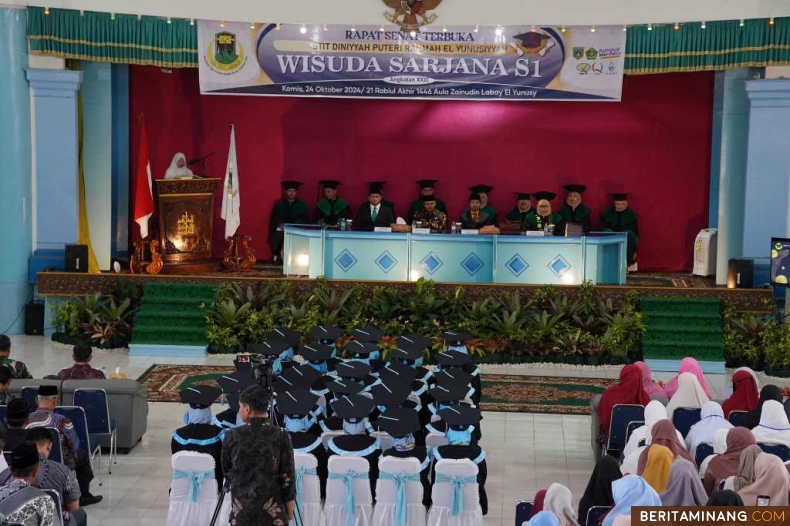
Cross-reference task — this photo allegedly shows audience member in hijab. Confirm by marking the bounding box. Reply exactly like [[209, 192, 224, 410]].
[[531, 489, 547, 518], [728, 444, 763, 491], [750, 399, 790, 446], [544, 483, 579, 526], [704, 427, 756, 494], [578, 456, 621, 523], [276, 389, 328, 499], [171, 386, 224, 486], [686, 401, 733, 453], [164, 152, 194, 179], [660, 458, 708, 506], [698, 428, 730, 480], [743, 385, 783, 430], [634, 361, 668, 399], [596, 364, 650, 437], [722, 367, 760, 418], [637, 420, 694, 474], [640, 444, 675, 492], [601, 475, 661, 526], [665, 372, 711, 420], [531, 510, 561, 526], [738, 453, 790, 506], [622, 401, 684, 463], [379, 407, 432, 506], [706, 490, 744, 506], [664, 357, 712, 399]]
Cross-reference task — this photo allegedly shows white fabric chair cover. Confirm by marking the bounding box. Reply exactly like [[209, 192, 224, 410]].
[[322, 431, 345, 450], [325, 456, 373, 526], [373, 457, 427, 526], [371, 431, 394, 452], [425, 434, 449, 449], [291, 453, 326, 526], [427, 459, 483, 526], [167, 451, 222, 526]]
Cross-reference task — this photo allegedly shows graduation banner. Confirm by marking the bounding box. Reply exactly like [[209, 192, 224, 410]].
[[198, 23, 626, 101]]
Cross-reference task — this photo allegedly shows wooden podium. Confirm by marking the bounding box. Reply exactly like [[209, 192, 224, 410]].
[[155, 178, 222, 274]]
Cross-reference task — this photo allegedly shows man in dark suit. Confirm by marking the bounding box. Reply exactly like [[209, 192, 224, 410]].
[[355, 183, 396, 231], [459, 193, 494, 230]]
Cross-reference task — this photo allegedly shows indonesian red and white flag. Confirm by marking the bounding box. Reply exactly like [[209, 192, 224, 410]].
[[133, 120, 154, 239]]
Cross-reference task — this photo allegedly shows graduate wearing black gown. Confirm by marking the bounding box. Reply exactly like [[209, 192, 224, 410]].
[[215, 372, 254, 429], [379, 407, 433, 506], [171, 386, 225, 486], [269, 181, 309, 263]]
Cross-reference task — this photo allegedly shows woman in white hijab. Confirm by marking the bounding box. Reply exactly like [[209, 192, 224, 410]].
[[623, 401, 683, 459], [750, 399, 790, 447], [164, 152, 194, 179], [698, 428, 730, 478], [665, 372, 710, 420], [544, 483, 580, 526], [685, 401, 733, 453]]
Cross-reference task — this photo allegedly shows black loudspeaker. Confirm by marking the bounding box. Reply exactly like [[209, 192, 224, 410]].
[[65, 244, 89, 273], [25, 301, 45, 336], [727, 258, 754, 289]]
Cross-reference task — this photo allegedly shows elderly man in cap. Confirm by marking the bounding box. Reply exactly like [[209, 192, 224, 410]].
[[269, 180, 310, 264], [27, 385, 101, 506], [5, 399, 32, 453], [0, 442, 57, 525], [559, 184, 592, 234], [408, 180, 447, 223]]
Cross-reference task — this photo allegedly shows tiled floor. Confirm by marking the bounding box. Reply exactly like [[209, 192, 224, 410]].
[[5, 335, 785, 525]]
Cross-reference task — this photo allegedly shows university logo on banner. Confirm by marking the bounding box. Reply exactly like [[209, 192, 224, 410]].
[[384, 0, 442, 32], [205, 31, 247, 73]]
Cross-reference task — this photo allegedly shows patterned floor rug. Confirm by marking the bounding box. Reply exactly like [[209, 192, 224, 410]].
[[138, 364, 615, 415]]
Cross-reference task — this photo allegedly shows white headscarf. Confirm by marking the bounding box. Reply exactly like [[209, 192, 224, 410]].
[[685, 401, 733, 452], [623, 401, 683, 458], [665, 372, 711, 420], [164, 152, 193, 179], [544, 483, 580, 526], [698, 428, 731, 478], [751, 399, 790, 447]]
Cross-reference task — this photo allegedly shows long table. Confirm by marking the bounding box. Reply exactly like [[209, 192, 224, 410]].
[[283, 226, 627, 285]]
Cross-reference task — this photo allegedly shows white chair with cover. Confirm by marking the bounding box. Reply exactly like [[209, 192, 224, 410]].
[[427, 459, 482, 526], [324, 456, 373, 526], [372, 456, 427, 526], [321, 431, 345, 450], [425, 434, 449, 449], [167, 451, 222, 526], [292, 452, 326, 526]]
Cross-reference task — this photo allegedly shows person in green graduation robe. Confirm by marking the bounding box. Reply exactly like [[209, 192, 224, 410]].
[[459, 193, 495, 230], [524, 191, 565, 236], [269, 180, 309, 263], [601, 192, 639, 269], [505, 192, 532, 227], [470, 184, 498, 226], [314, 180, 352, 227], [558, 184, 592, 234], [407, 179, 447, 223]]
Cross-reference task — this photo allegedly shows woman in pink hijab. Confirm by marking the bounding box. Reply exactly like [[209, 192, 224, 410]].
[[664, 357, 712, 399], [635, 362, 668, 399]]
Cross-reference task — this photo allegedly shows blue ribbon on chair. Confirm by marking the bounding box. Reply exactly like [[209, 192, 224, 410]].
[[294, 466, 318, 526], [328, 469, 369, 526], [379, 471, 420, 526], [434, 473, 477, 516], [173, 469, 215, 503]]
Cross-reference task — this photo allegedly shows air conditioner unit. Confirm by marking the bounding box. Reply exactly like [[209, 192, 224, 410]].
[[693, 228, 718, 276]]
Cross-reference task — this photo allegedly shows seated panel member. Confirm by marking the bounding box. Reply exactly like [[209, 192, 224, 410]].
[[172, 386, 225, 487], [408, 179, 447, 223], [601, 192, 639, 270], [412, 195, 448, 233], [459, 193, 495, 230], [356, 183, 396, 231], [470, 184, 499, 226], [524, 191, 565, 236], [505, 193, 533, 226], [368, 181, 396, 217], [269, 181, 309, 264], [315, 180, 351, 227], [558, 184, 592, 234], [379, 407, 433, 506]]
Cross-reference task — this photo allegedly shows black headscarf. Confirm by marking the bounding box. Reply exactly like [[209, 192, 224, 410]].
[[742, 385, 783, 430], [578, 455, 622, 522], [706, 490, 744, 506]]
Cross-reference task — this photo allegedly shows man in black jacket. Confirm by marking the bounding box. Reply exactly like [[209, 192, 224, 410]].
[[355, 183, 396, 231]]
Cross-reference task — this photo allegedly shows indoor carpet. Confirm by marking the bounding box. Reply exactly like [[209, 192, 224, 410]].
[[138, 364, 615, 415]]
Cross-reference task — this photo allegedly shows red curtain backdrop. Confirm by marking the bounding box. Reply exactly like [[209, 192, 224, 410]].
[[129, 67, 713, 271]]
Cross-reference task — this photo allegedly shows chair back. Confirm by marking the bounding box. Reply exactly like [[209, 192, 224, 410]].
[[371, 431, 394, 452], [169, 451, 218, 503], [49, 428, 63, 464], [606, 405, 645, 453], [757, 443, 790, 462], [425, 433, 448, 449], [728, 410, 747, 427], [293, 453, 321, 505], [624, 420, 644, 445], [320, 430, 344, 451], [20, 387, 38, 410], [432, 459, 480, 514], [326, 456, 372, 507], [54, 406, 90, 451], [695, 443, 714, 467], [515, 501, 533, 526], [672, 407, 702, 438], [42, 488, 64, 526], [376, 456, 423, 505], [586, 506, 611, 526], [73, 389, 112, 434]]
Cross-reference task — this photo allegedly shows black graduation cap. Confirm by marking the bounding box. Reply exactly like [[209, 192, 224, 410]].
[[376, 407, 421, 437], [533, 191, 557, 201], [434, 368, 473, 388], [325, 378, 365, 396], [217, 372, 255, 394], [368, 183, 384, 195], [299, 343, 334, 362], [416, 179, 438, 189], [434, 350, 472, 367], [319, 180, 342, 189], [438, 404, 481, 428], [347, 341, 379, 356], [253, 339, 292, 356], [468, 193, 481, 202], [335, 361, 372, 380], [353, 327, 383, 343], [613, 193, 628, 201], [331, 394, 375, 421], [278, 364, 322, 390], [563, 184, 586, 194], [469, 184, 493, 194], [179, 385, 221, 408], [275, 388, 319, 417], [311, 325, 344, 342], [514, 193, 531, 200], [281, 181, 303, 190], [429, 383, 469, 404], [369, 381, 411, 407], [378, 363, 419, 385], [421, 195, 437, 202], [389, 344, 424, 362], [267, 327, 301, 347], [397, 334, 430, 349], [442, 331, 472, 345]]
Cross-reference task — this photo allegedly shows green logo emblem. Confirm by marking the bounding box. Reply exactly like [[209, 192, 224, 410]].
[[585, 48, 598, 60], [573, 47, 584, 60]]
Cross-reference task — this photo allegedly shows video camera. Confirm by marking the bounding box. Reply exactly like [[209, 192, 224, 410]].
[[235, 353, 275, 396]]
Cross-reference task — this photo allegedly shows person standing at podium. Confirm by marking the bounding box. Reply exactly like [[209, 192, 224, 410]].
[[356, 183, 396, 231], [163, 152, 193, 179], [315, 180, 351, 227], [269, 181, 309, 264]]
